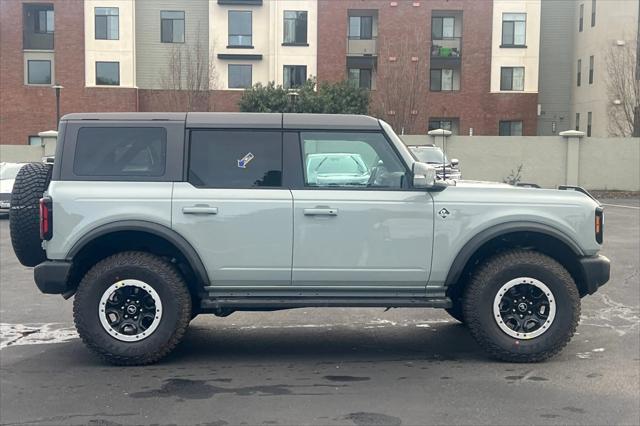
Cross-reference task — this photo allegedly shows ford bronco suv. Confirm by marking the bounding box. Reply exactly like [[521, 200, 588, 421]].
[[9, 113, 610, 365]]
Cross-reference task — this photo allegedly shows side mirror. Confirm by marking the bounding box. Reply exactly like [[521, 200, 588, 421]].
[[450, 158, 459, 168], [412, 162, 437, 188]]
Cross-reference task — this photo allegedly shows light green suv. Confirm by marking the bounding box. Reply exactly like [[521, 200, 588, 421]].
[[9, 113, 610, 365]]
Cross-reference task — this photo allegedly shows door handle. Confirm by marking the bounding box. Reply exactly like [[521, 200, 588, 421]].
[[303, 208, 338, 216], [182, 206, 218, 215]]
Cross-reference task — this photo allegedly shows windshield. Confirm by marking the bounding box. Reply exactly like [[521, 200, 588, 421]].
[[409, 146, 448, 164], [308, 154, 367, 175], [0, 163, 24, 180]]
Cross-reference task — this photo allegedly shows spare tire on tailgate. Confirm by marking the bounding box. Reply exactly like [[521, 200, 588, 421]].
[[10, 162, 52, 267]]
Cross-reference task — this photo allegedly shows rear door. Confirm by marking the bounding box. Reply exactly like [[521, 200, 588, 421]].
[[172, 129, 293, 288]]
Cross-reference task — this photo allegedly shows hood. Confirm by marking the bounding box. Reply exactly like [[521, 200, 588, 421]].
[[437, 180, 599, 209], [0, 178, 15, 194]]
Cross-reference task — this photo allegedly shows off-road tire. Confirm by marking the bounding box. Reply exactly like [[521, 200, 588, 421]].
[[463, 250, 580, 363], [73, 251, 192, 365], [9, 162, 52, 267]]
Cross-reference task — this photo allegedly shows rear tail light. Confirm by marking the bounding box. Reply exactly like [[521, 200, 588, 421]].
[[40, 197, 53, 240], [595, 207, 604, 244]]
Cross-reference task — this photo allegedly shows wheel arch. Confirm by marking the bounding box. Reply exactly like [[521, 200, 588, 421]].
[[444, 222, 589, 298], [65, 220, 209, 298]]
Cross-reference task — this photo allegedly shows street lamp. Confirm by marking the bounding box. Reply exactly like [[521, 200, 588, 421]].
[[52, 84, 63, 128], [287, 91, 299, 113]]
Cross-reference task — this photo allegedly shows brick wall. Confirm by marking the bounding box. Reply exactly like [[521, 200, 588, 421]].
[[317, 0, 538, 135], [0, 0, 138, 145]]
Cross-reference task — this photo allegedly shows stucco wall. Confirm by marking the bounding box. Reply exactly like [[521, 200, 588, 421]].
[[402, 134, 640, 191], [84, 0, 136, 87], [490, 0, 541, 93]]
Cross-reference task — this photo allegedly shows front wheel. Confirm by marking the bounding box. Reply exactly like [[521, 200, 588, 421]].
[[73, 252, 192, 365], [463, 250, 580, 363]]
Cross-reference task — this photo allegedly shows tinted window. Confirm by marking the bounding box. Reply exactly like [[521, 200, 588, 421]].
[[161, 11, 185, 43], [189, 130, 282, 188], [74, 127, 167, 176], [27, 60, 51, 84], [95, 7, 119, 40], [96, 61, 120, 85], [229, 11, 252, 46], [228, 64, 252, 88], [300, 132, 406, 188]]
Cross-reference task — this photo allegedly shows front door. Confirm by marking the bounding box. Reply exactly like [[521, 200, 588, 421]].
[[291, 131, 434, 295], [172, 129, 292, 288]]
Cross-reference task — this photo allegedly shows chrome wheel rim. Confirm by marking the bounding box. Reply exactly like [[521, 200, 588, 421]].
[[493, 277, 556, 339], [98, 280, 162, 342]]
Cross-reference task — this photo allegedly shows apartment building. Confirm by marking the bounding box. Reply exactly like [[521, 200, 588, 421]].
[[538, 0, 639, 137], [1, 0, 540, 145], [317, 0, 540, 135]]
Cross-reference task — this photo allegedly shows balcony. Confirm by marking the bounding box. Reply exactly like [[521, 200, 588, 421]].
[[431, 37, 461, 59], [23, 4, 54, 51], [347, 36, 378, 56]]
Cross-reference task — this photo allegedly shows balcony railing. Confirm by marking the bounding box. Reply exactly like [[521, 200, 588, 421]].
[[347, 36, 378, 56], [431, 37, 461, 59]]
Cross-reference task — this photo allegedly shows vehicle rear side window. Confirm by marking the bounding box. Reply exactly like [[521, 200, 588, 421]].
[[189, 130, 282, 188], [74, 127, 167, 177]]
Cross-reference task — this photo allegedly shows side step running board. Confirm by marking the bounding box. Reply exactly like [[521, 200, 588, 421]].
[[201, 297, 452, 311]]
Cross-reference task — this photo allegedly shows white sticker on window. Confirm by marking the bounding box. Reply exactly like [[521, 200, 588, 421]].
[[237, 152, 255, 168]]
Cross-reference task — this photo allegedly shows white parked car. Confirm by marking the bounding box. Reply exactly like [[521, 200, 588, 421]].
[[0, 162, 26, 212]]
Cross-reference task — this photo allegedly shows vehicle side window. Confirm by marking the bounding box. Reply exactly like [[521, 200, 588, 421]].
[[189, 130, 282, 188], [73, 127, 166, 177], [300, 132, 407, 189]]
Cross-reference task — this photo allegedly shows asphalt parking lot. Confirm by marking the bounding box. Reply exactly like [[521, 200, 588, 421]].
[[0, 199, 639, 426]]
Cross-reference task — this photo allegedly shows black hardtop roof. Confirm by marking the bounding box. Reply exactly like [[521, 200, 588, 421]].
[[61, 112, 381, 131]]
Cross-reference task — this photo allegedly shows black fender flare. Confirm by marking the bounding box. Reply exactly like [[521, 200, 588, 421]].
[[444, 221, 585, 288], [66, 220, 209, 288]]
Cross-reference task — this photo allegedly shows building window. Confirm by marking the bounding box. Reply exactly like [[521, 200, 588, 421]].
[[501, 13, 526, 46], [428, 118, 459, 135], [161, 11, 185, 43], [27, 60, 51, 85], [577, 59, 582, 86], [23, 4, 54, 50], [591, 0, 596, 27], [587, 112, 592, 136], [283, 11, 307, 45], [95, 8, 119, 40], [228, 11, 252, 47], [432, 16, 455, 39], [500, 67, 524, 91], [283, 65, 307, 89], [575, 113, 580, 131], [499, 121, 523, 136], [589, 55, 594, 84], [579, 4, 584, 32], [96, 61, 120, 86], [228, 64, 252, 88], [430, 68, 459, 91], [349, 16, 373, 40], [348, 68, 372, 90], [35, 8, 54, 34], [28, 136, 42, 146]]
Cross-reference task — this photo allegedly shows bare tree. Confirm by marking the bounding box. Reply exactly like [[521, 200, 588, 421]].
[[160, 28, 218, 112], [606, 40, 639, 137], [371, 33, 426, 134]]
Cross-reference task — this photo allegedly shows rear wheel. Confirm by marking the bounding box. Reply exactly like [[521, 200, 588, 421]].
[[73, 251, 192, 365], [9, 162, 52, 267], [463, 250, 580, 362]]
